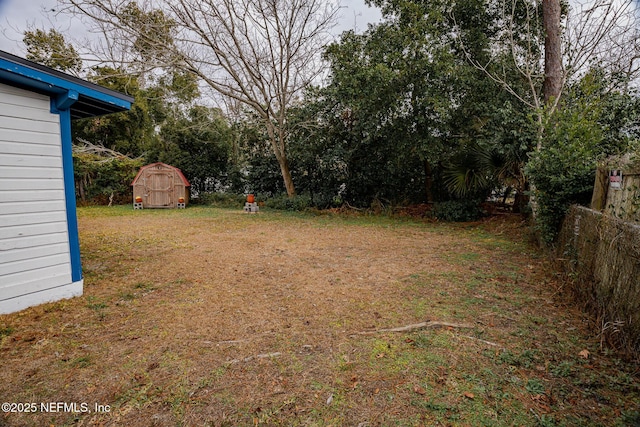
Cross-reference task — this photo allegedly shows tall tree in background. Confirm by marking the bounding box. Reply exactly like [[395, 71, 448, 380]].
[[155, 105, 235, 195], [23, 28, 82, 75], [22, 18, 246, 206], [542, 0, 562, 104], [60, 0, 341, 197], [292, 0, 523, 206], [458, 0, 640, 134], [564, 0, 640, 90], [72, 66, 159, 157]]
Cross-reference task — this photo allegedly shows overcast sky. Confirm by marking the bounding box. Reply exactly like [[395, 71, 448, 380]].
[[0, 0, 382, 56]]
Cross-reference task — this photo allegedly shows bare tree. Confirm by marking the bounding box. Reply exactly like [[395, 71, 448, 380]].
[[564, 0, 640, 91], [456, 0, 640, 141], [60, 0, 341, 196], [453, 0, 640, 220]]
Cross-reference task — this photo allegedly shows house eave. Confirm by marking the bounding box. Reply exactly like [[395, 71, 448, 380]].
[[0, 50, 134, 119]]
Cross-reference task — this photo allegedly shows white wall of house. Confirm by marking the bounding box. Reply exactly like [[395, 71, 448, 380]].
[[0, 82, 81, 314]]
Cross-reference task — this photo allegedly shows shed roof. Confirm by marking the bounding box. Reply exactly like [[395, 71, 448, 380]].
[[0, 50, 134, 119], [132, 162, 191, 187]]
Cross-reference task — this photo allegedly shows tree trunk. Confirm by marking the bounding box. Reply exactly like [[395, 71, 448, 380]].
[[424, 159, 433, 203], [590, 167, 609, 211], [543, 0, 563, 104], [266, 122, 296, 197], [529, 0, 562, 222], [77, 177, 85, 202], [278, 156, 296, 197]]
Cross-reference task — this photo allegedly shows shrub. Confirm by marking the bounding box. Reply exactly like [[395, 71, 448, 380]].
[[432, 199, 484, 222], [526, 103, 602, 245], [73, 151, 143, 205], [526, 71, 638, 244], [526, 143, 597, 245], [265, 194, 312, 211]]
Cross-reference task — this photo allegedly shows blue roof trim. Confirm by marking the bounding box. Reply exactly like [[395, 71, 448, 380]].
[[54, 90, 80, 112], [0, 51, 133, 119], [0, 58, 131, 111]]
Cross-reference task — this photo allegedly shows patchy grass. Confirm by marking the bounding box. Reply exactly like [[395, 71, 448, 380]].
[[0, 206, 638, 426]]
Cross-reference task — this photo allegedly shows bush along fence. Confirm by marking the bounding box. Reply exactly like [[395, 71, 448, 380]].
[[557, 205, 640, 358]]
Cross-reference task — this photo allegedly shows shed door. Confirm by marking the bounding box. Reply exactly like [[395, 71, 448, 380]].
[[145, 170, 174, 207]]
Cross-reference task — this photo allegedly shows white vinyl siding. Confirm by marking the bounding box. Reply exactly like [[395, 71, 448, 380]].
[[0, 82, 74, 311]]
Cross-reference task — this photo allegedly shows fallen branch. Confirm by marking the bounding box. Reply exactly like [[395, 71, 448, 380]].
[[344, 201, 365, 211], [462, 335, 500, 347], [201, 339, 247, 346], [73, 138, 145, 162], [227, 352, 282, 364], [356, 321, 474, 335]]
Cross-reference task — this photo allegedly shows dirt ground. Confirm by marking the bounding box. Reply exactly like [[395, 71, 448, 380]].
[[0, 206, 638, 426]]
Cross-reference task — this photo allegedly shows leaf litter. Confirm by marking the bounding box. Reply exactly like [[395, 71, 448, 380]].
[[0, 207, 638, 426]]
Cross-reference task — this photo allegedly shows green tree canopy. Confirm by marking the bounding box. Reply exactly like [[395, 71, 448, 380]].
[[153, 105, 235, 195], [280, 0, 531, 207], [23, 28, 83, 74]]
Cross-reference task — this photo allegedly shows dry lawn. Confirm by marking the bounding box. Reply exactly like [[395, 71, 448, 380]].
[[0, 206, 638, 426]]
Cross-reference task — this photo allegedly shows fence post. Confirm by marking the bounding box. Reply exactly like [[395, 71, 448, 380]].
[[590, 167, 609, 211]]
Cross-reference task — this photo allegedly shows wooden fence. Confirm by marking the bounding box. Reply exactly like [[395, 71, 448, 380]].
[[557, 206, 640, 357], [591, 166, 640, 223]]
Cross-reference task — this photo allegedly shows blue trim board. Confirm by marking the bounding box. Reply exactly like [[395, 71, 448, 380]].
[[54, 90, 80, 112], [58, 107, 83, 282]]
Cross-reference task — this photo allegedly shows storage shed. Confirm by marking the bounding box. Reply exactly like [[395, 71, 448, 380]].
[[0, 50, 133, 314], [131, 162, 190, 209]]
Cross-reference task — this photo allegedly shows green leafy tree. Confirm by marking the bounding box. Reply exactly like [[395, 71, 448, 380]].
[[23, 28, 82, 74], [23, 24, 224, 205], [312, 6, 458, 206], [239, 117, 287, 197], [279, 97, 349, 207], [154, 106, 235, 195], [442, 90, 536, 209], [72, 66, 158, 157], [73, 63, 200, 157], [288, 0, 524, 208], [73, 145, 143, 205]]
